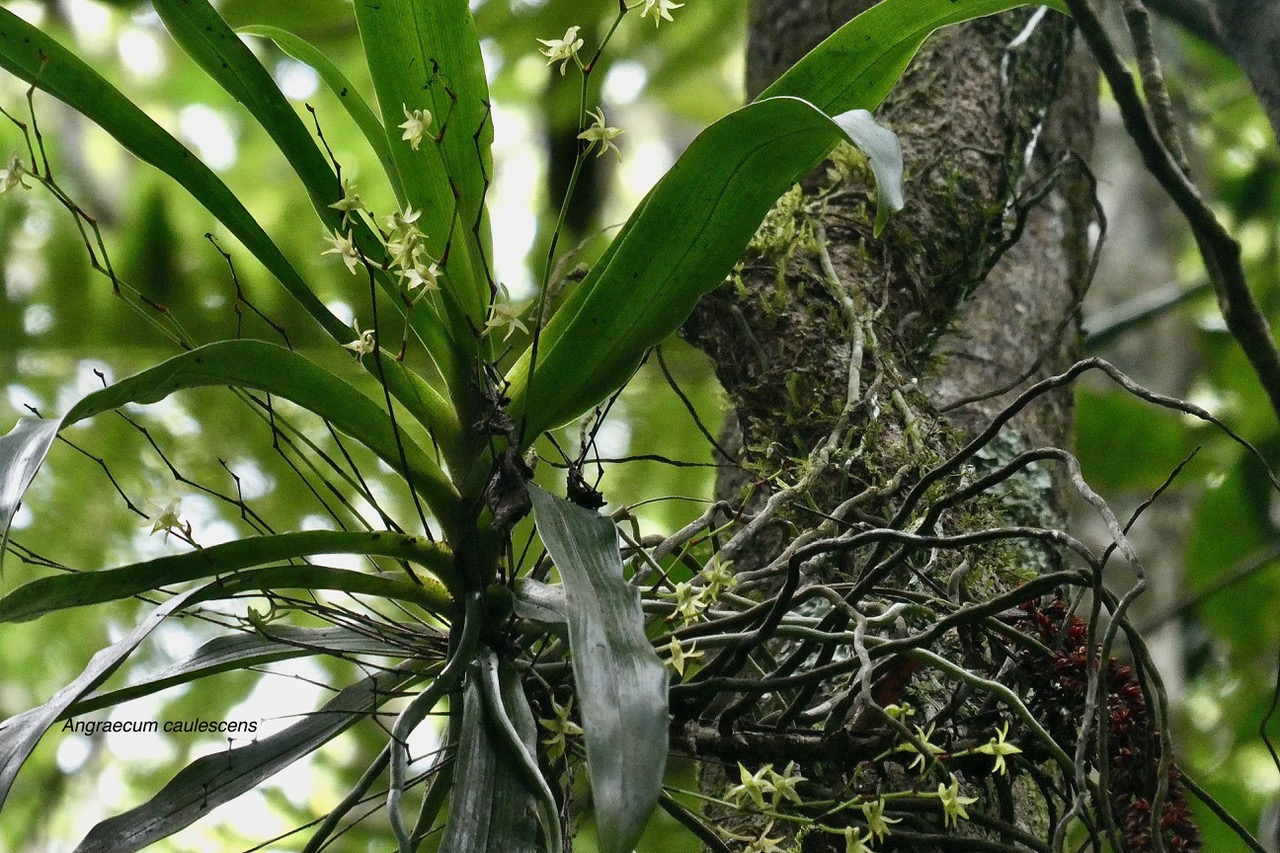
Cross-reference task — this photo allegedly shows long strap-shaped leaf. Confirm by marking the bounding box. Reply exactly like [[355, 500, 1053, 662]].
[[528, 486, 668, 853], [502, 0, 1067, 447], [0, 529, 454, 623], [0, 9, 348, 343], [0, 9, 466, 434], [73, 660, 427, 853], [439, 655, 545, 853], [761, 0, 1070, 114], [0, 586, 202, 810], [68, 624, 421, 717], [477, 650, 562, 853], [149, 0, 474, 401], [354, 0, 496, 334], [504, 97, 903, 446], [236, 24, 405, 202], [0, 340, 462, 554]]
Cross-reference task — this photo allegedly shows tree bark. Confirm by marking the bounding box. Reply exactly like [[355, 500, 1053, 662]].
[[681, 4, 1100, 850]]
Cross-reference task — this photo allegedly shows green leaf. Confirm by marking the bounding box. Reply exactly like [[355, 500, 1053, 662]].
[[0, 587, 201, 811], [478, 649, 562, 853], [439, 658, 543, 853], [1186, 440, 1280, 653], [512, 578, 569, 640], [1076, 387, 1208, 492], [0, 418, 59, 571], [353, 0, 496, 333], [505, 97, 902, 443], [0, 530, 455, 623], [761, 0, 1069, 114], [0, 7, 467, 423], [153, 0, 469, 400], [832, 109, 905, 236], [151, 0, 342, 217], [528, 486, 668, 853], [68, 625, 416, 717], [174, 565, 448, 621], [0, 340, 463, 549], [0, 8, 349, 342], [237, 24, 404, 201], [73, 661, 426, 853]]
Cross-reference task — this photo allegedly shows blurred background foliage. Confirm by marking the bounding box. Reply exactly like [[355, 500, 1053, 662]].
[[0, 0, 1277, 850]]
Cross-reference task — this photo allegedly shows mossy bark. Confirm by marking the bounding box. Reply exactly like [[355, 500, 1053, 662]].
[[683, 4, 1097, 850]]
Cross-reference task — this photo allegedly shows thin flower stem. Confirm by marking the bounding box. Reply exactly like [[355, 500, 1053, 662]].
[[520, 8, 628, 448]]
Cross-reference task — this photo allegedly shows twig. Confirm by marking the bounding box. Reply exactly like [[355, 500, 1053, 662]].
[[1065, 0, 1280, 426]]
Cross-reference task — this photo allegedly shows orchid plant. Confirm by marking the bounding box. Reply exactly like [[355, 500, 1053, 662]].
[[0, 1, 1064, 850]]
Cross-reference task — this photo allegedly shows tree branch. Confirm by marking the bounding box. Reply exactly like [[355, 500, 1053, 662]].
[[1066, 0, 1280, 426]]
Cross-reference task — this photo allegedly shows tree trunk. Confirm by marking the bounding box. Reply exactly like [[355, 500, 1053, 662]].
[[680, 5, 1103, 850]]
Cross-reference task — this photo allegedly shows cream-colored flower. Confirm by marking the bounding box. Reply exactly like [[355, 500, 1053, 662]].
[[383, 204, 422, 237], [399, 105, 432, 151], [403, 261, 441, 300], [538, 26, 583, 75], [148, 498, 189, 538], [483, 285, 529, 341], [323, 229, 362, 274], [578, 108, 624, 159], [639, 0, 684, 27], [328, 177, 365, 222], [342, 321, 377, 359], [0, 152, 29, 193]]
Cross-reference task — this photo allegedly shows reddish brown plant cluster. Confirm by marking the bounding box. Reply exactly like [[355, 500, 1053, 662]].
[[1010, 598, 1202, 852]]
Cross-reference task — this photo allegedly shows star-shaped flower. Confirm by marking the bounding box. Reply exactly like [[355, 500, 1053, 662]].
[[383, 204, 422, 238], [639, 0, 684, 27], [937, 775, 978, 828], [538, 26, 583, 75], [403, 261, 441, 300], [860, 797, 901, 842], [399, 105, 432, 151], [539, 697, 583, 762], [0, 152, 30, 193], [659, 580, 706, 624], [578, 107, 624, 159], [483, 285, 530, 341], [328, 177, 365, 223], [894, 723, 945, 770], [148, 497, 190, 538], [973, 720, 1022, 775], [843, 827, 874, 853], [342, 321, 377, 359], [662, 636, 703, 677], [743, 822, 788, 853], [727, 763, 776, 810], [323, 229, 362, 274], [701, 557, 737, 598], [766, 761, 806, 807]]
